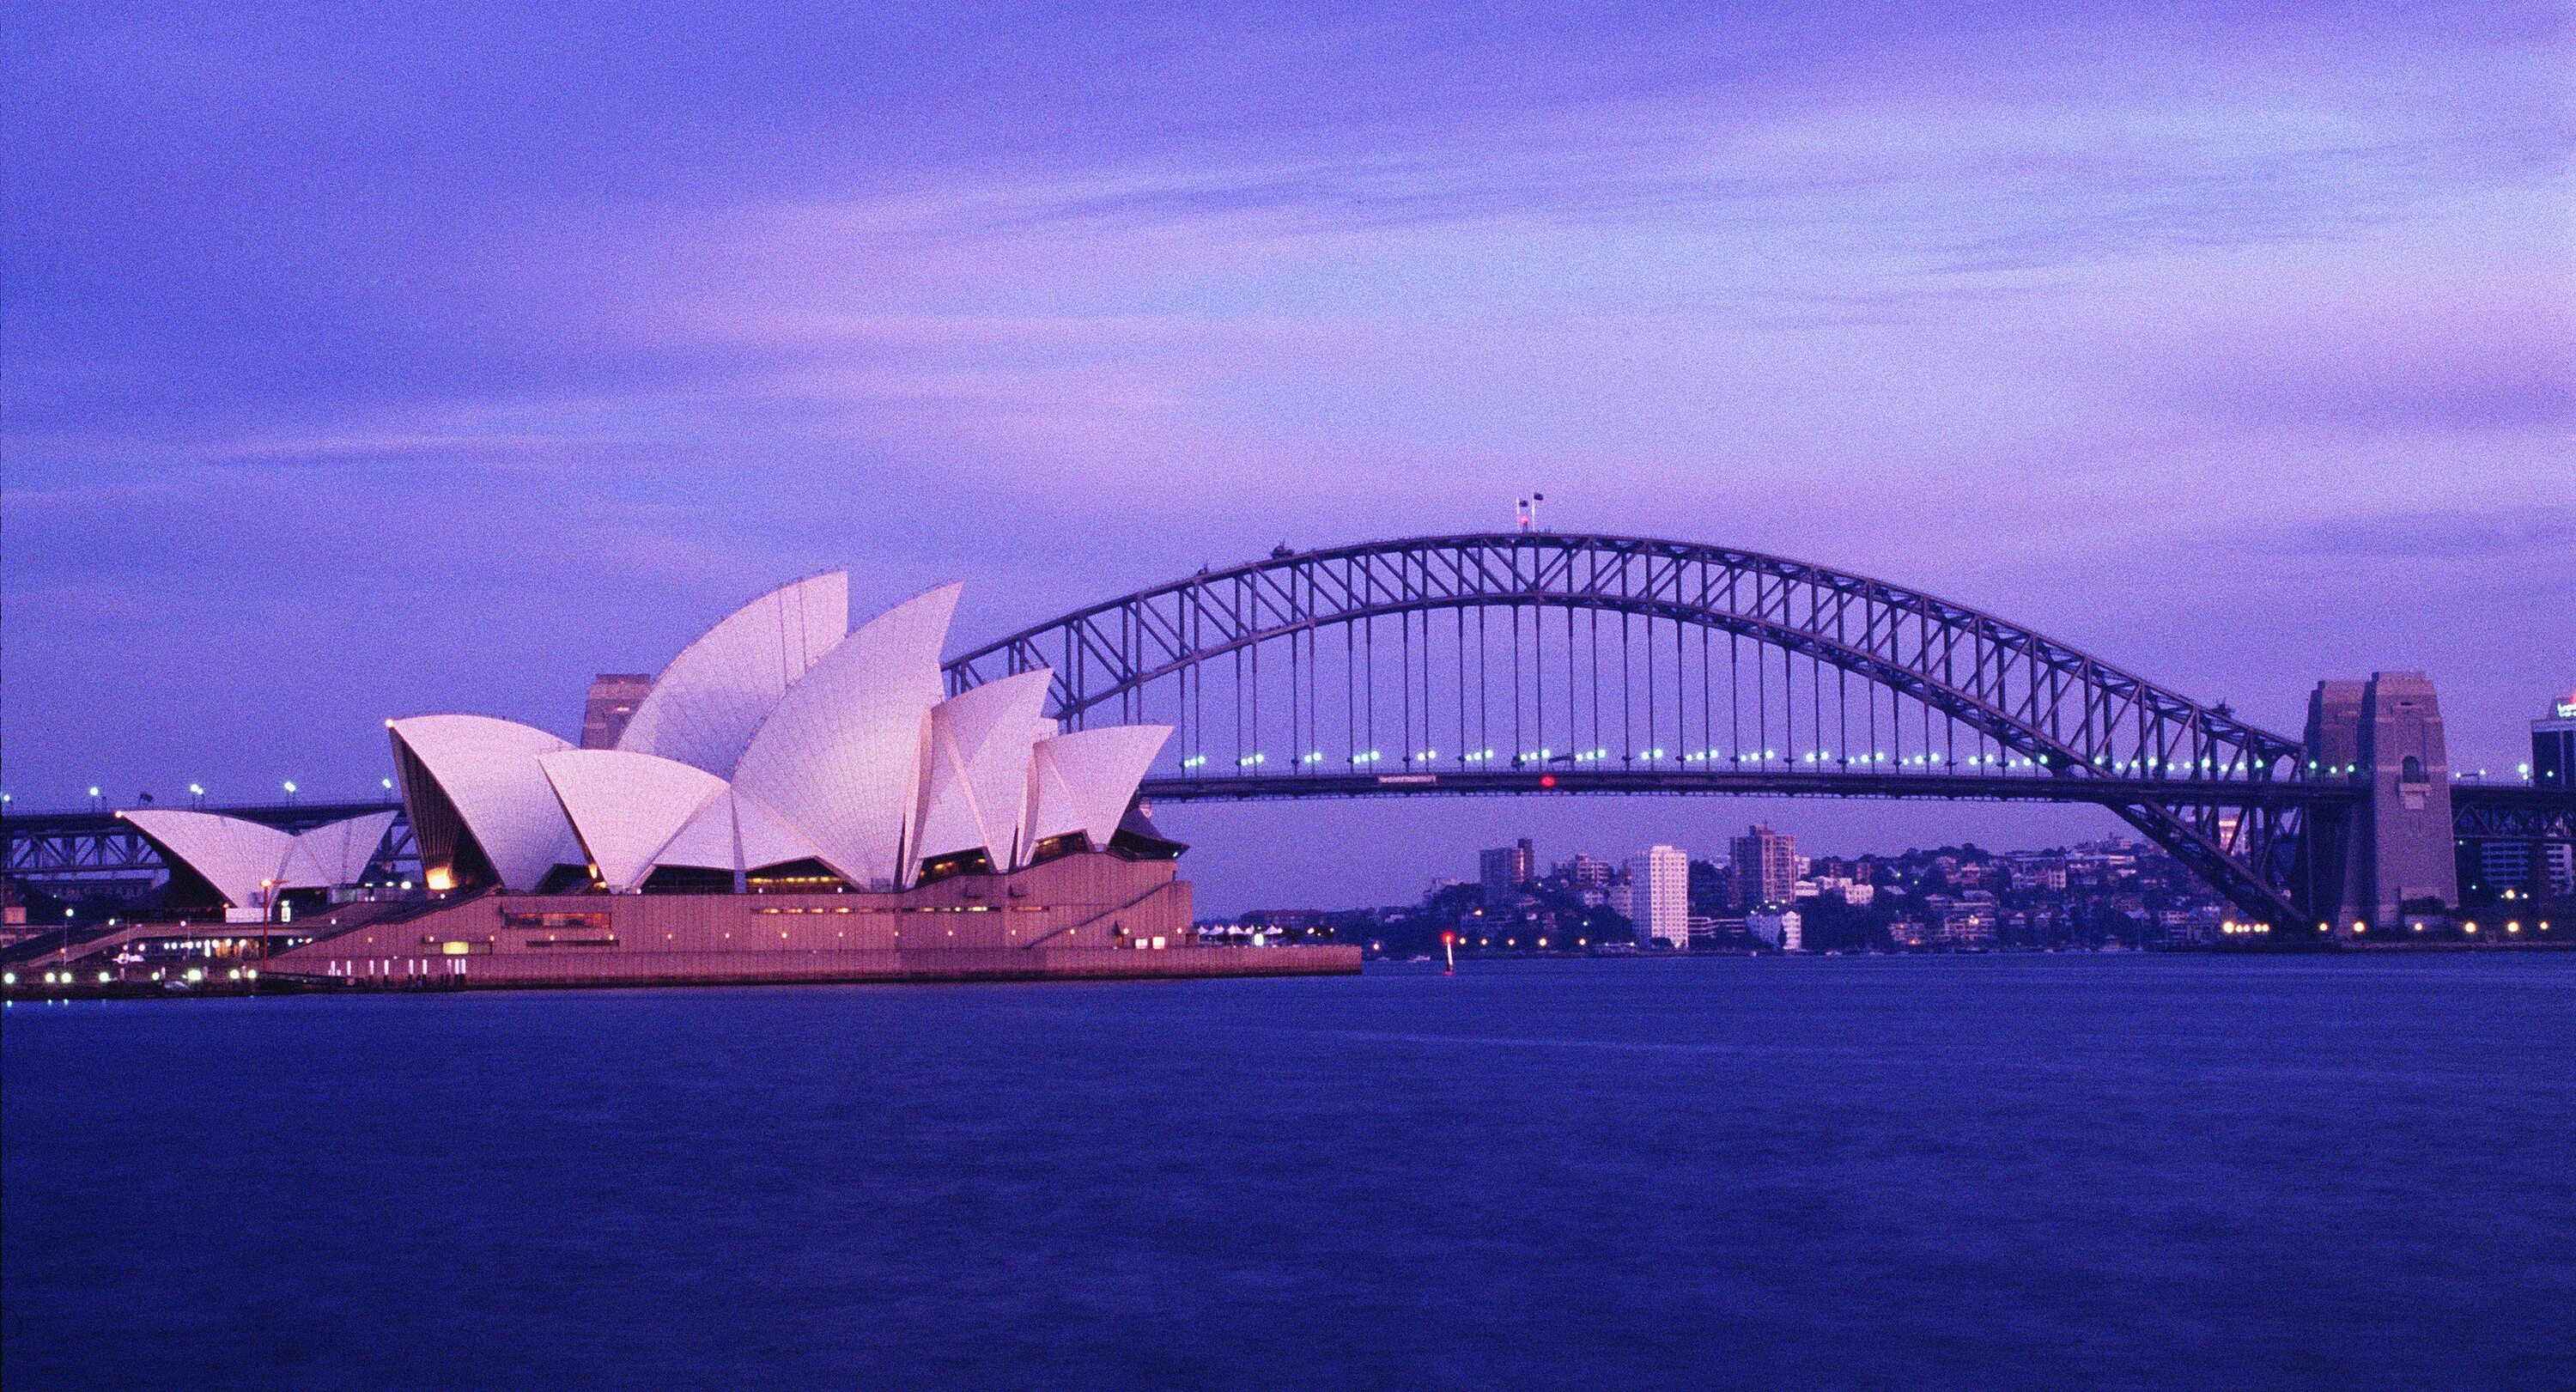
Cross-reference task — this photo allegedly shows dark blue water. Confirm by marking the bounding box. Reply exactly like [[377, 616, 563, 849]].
[[8, 958, 2573, 1391]]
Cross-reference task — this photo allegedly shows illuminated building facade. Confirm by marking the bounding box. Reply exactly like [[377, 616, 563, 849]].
[[125, 572, 1357, 988]]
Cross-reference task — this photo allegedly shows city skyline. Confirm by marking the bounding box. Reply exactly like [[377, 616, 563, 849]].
[[7, 2, 2571, 915], [1268, 820, 2357, 957]]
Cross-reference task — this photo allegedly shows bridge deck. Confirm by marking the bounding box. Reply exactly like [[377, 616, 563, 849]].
[[1138, 769, 2372, 807]]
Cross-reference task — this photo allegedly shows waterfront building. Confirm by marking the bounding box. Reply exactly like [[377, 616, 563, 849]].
[[2537, 692, 2576, 789], [1748, 907, 1801, 951], [2469, 841, 2576, 902], [1934, 895, 1998, 948], [116, 573, 1353, 989], [1627, 844, 1689, 950], [1730, 824, 1797, 909]]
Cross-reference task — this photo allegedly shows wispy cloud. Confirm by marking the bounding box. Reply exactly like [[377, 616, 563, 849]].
[[4, 1, 2570, 826], [2251, 507, 2576, 563]]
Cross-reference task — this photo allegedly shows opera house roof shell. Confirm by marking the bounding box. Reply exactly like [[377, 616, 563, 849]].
[[118, 807, 400, 914], [387, 574, 1170, 896], [125, 574, 1171, 905]]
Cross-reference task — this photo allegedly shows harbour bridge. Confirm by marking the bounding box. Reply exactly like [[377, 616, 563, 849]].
[[9, 533, 2571, 934]]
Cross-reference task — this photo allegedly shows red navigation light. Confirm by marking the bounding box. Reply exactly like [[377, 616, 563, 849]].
[[1539, 774, 1557, 788], [1440, 931, 1456, 945]]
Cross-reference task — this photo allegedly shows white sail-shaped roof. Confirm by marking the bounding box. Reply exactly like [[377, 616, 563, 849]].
[[917, 669, 1055, 868], [647, 793, 736, 873], [732, 582, 960, 890], [388, 715, 586, 892], [536, 749, 728, 892], [616, 570, 849, 777], [119, 809, 295, 909], [277, 810, 399, 889], [652, 787, 828, 878], [729, 789, 827, 872], [1028, 724, 1173, 852]]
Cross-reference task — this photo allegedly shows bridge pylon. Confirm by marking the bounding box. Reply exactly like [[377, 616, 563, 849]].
[[2301, 672, 2458, 934]]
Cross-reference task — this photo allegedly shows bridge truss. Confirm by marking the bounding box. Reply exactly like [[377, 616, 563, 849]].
[[948, 534, 2335, 922]]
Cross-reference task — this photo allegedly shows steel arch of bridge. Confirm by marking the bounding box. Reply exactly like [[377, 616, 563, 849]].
[[945, 532, 2318, 923]]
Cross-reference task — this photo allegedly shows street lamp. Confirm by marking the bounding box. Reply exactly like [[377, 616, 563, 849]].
[[282, 780, 298, 806], [88, 785, 103, 811], [189, 782, 206, 808]]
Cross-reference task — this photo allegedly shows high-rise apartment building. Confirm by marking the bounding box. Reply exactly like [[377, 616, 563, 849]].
[[580, 673, 655, 750], [2536, 691, 2576, 789], [1480, 839, 1534, 904], [1729, 824, 1797, 910], [1627, 844, 1690, 950]]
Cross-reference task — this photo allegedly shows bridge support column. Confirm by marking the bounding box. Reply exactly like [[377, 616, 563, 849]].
[[2307, 673, 2458, 933], [2360, 672, 2458, 927]]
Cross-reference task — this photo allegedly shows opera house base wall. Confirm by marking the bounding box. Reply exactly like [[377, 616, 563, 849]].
[[258, 853, 1360, 990]]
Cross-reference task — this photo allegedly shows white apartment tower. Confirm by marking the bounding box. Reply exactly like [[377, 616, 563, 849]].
[[1627, 844, 1691, 951]]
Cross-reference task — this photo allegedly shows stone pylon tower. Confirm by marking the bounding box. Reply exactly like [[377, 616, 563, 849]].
[[2358, 672, 2457, 927], [2302, 672, 2458, 933]]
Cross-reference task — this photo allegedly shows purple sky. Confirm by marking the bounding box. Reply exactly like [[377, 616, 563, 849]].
[[7, 3, 2572, 911]]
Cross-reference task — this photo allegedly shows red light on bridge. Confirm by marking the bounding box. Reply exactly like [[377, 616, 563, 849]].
[[1538, 774, 1557, 788]]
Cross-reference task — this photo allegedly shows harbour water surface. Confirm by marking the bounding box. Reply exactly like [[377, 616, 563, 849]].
[[6, 957, 2572, 1390]]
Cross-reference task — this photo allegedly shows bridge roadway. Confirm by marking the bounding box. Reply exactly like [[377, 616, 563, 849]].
[[1141, 772, 2576, 841], [5, 781, 2566, 902], [1141, 769, 2364, 808]]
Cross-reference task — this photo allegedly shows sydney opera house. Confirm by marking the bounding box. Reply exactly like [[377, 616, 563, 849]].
[[116, 574, 1356, 988]]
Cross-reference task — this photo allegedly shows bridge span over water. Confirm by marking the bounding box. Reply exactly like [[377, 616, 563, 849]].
[[9, 533, 2572, 936], [946, 533, 2563, 930]]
